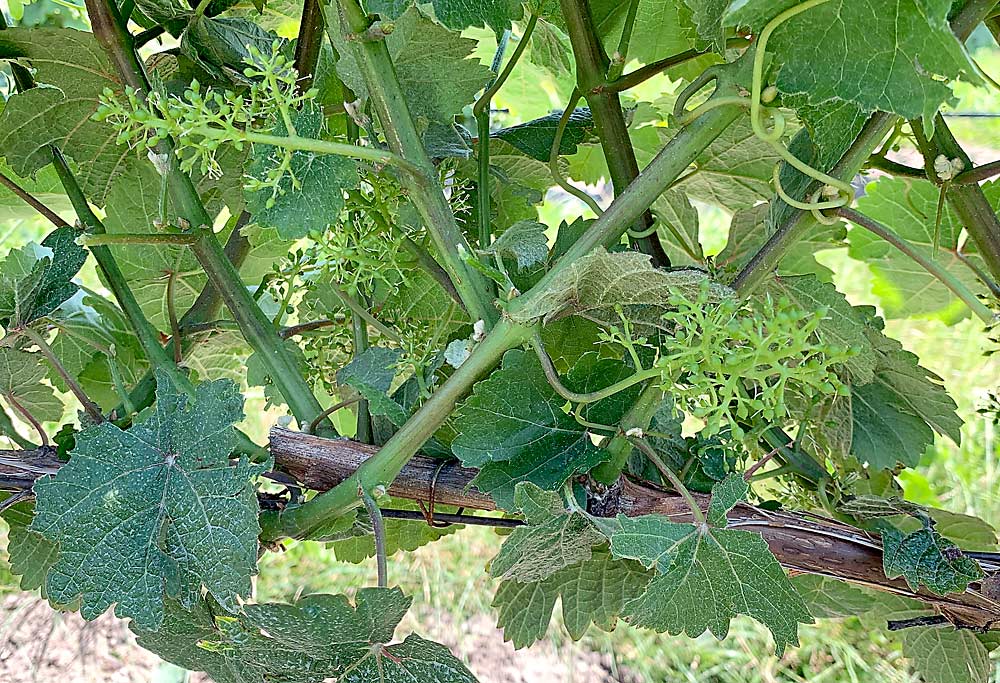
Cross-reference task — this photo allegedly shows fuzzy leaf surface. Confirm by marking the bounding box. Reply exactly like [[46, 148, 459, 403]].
[[489, 484, 606, 583], [609, 474, 811, 655], [245, 103, 358, 239], [493, 548, 652, 648], [31, 372, 259, 629]]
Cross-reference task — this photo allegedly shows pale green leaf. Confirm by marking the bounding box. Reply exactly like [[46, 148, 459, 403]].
[[31, 372, 259, 630], [485, 220, 549, 270], [493, 548, 652, 648], [489, 483, 606, 583], [791, 575, 877, 619], [849, 178, 994, 321], [335, 8, 494, 129], [0, 348, 64, 424], [901, 627, 991, 683], [0, 27, 135, 201], [510, 247, 727, 330]]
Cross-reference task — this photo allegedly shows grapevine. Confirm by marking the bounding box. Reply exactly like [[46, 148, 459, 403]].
[[0, 1, 998, 682]]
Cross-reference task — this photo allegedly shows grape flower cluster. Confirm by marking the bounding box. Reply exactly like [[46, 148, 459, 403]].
[[95, 41, 315, 192], [655, 283, 855, 440]]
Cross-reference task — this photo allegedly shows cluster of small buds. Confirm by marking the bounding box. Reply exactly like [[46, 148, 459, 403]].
[[95, 40, 318, 195], [655, 283, 854, 440]]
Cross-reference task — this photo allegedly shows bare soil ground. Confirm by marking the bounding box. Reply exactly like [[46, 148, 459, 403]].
[[0, 594, 637, 683]]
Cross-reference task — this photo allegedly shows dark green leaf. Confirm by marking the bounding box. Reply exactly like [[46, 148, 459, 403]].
[[31, 372, 259, 630], [725, 0, 980, 127], [882, 525, 982, 596], [246, 103, 359, 239], [492, 108, 595, 161], [0, 226, 87, 329], [453, 350, 640, 508]]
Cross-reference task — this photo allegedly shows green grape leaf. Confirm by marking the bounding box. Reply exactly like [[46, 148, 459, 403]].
[[866, 328, 963, 445], [609, 474, 812, 656], [103, 164, 279, 331], [0, 226, 88, 329], [850, 382, 934, 471], [791, 575, 877, 619], [246, 103, 358, 239], [334, 7, 494, 129], [0, 27, 135, 201], [901, 626, 991, 683], [329, 499, 459, 562], [493, 548, 653, 649], [485, 220, 549, 270], [452, 350, 641, 508], [492, 108, 596, 161], [31, 371, 259, 630], [527, 18, 573, 79], [685, 0, 728, 52], [510, 247, 727, 330], [180, 16, 276, 80], [46, 290, 150, 410], [881, 525, 982, 595], [763, 274, 877, 384], [848, 178, 995, 321], [718, 203, 846, 281], [476, 140, 554, 229], [839, 495, 926, 520], [650, 189, 705, 267], [0, 348, 64, 424], [0, 162, 71, 222], [135, 589, 478, 683], [624, 0, 697, 64], [0, 497, 58, 595], [488, 483, 606, 583], [670, 118, 782, 213], [337, 346, 407, 427], [431, 0, 522, 35], [725, 0, 980, 128]]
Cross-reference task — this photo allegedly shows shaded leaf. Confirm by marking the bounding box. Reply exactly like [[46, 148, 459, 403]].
[[489, 483, 606, 583], [0, 348, 64, 424], [492, 108, 595, 161], [493, 548, 652, 648], [485, 220, 549, 270]]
